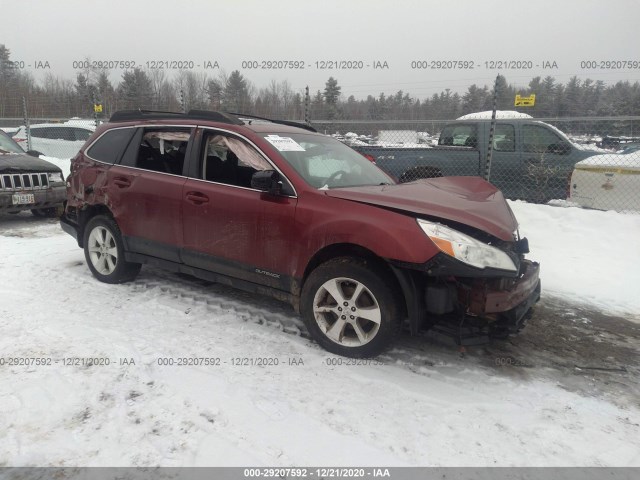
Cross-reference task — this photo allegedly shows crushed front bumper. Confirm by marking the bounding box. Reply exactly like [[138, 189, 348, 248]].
[[469, 260, 541, 323], [390, 255, 541, 345], [431, 260, 541, 345]]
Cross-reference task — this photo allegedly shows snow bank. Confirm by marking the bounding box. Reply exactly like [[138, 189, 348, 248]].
[[509, 200, 640, 316]]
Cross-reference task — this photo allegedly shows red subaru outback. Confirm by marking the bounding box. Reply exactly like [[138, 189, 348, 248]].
[[61, 110, 540, 357]]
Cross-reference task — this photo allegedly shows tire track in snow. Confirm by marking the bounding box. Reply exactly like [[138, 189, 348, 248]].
[[10, 232, 640, 410]]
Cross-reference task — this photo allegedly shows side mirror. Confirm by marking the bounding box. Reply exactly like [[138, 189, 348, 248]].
[[251, 170, 282, 195], [546, 143, 570, 155], [26, 150, 44, 157]]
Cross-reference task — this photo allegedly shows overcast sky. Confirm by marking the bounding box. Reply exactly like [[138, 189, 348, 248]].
[[2, 0, 640, 99]]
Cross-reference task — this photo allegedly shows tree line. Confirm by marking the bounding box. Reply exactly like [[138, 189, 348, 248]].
[[1, 44, 639, 122]]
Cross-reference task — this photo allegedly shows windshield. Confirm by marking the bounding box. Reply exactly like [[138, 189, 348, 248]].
[[0, 131, 24, 154], [262, 133, 393, 189]]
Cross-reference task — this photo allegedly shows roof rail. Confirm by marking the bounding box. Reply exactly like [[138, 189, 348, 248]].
[[109, 109, 243, 125], [228, 112, 317, 132], [108, 109, 315, 131]]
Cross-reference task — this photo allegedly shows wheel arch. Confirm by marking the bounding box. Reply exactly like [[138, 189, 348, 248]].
[[77, 204, 116, 247], [300, 242, 408, 319]]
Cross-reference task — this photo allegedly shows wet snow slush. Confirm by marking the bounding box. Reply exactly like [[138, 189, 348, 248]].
[[0, 204, 639, 468]]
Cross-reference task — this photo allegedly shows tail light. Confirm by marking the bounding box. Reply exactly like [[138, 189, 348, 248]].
[[361, 153, 376, 164], [566, 171, 574, 199]]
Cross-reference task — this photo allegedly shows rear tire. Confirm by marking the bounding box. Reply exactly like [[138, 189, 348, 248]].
[[300, 257, 402, 358], [83, 215, 141, 284]]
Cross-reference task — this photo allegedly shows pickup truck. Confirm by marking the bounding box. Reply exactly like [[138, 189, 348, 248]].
[[352, 112, 604, 203]]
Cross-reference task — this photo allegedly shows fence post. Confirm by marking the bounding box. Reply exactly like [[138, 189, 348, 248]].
[[180, 89, 186, 113], [22, 96, 31, 151], [484, 75, 499, 181], [91, 91, 99, 128], [304, 86, 310, 125]]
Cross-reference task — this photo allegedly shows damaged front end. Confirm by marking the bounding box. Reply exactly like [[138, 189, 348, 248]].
[[393, 218, 541, 346]]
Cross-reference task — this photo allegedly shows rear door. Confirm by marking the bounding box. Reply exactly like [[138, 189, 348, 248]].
[[107, 126, 193, 262], [429, 122, 482, 177], [485, 122, 522, 199], [181, 128, 298, 291]]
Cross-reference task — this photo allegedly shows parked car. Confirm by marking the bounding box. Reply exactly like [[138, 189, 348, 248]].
[[14, 120, 95, 159], [0, 130, 66, 216], [569, 148, 640, 211], [60, 110, 540, 358], [0, 127, 19, 138]]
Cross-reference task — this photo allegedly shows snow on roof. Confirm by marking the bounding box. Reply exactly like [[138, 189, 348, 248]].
[[457, 111, 533, 120], [21, 122, 95, 131]]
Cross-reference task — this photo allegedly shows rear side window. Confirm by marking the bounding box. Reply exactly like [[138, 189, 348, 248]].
[[120, 128, 192, 175], [86, 128, 136, 164], [439, 124, 478, 147], [30, 128, 50, 139], [72, 128, 93, 141], [494, 124, 515, 152]]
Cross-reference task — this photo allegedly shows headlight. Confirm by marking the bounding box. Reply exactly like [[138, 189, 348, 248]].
[[47, 172, 64, 183], [417, 219, 517, 272]]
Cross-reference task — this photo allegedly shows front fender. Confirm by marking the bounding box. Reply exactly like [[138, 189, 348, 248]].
[[291, 192, 439, 278]]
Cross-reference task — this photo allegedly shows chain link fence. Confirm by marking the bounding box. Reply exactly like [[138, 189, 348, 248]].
[[313, 116, 640, 212], [2, 107, 639, 213]]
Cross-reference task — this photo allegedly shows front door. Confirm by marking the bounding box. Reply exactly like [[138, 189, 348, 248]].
[[181, 128, 298, 292]]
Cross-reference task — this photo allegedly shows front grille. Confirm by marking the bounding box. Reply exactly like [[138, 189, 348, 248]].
[[0, 173, 49, 191]]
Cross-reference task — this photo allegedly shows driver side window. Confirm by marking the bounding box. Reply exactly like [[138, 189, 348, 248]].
[[523, 125, 565, 154], [201, 132, 284, 190]]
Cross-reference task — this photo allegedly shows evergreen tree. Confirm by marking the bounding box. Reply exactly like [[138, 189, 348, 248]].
[[207, 78, 224, 109], [311, 89, 324, 119], [462, 84, 489, 115], [323, 77, 341, 105], [118, 68, 153, 109], [223, 70, 251, 111]]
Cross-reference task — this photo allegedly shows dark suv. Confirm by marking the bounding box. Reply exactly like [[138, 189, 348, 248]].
[[1, 129, 66, 216], [60, 110, 540, 357]]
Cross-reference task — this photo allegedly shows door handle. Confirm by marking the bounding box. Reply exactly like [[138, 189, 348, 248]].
[[186, 192, 209, 205], [113, 177, 131, 188]]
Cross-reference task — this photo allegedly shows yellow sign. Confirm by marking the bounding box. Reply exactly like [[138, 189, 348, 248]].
[[93, 104, 103, 113], [515, 94, 536, 107]]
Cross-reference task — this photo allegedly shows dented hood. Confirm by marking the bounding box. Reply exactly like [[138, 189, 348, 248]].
[[324, 176, 518, 241], [0, 153, 62, 174]]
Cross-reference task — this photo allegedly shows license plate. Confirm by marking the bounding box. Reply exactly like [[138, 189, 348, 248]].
[[12, 193, 35, 205]]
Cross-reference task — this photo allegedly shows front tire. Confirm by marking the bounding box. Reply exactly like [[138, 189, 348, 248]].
[[83, 215, 141, 284], [300, 257, 402, 358]]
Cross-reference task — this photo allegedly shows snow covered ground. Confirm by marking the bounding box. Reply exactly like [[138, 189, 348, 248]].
[[510, 201, 640, 317], [0, 202, 638, 467]]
